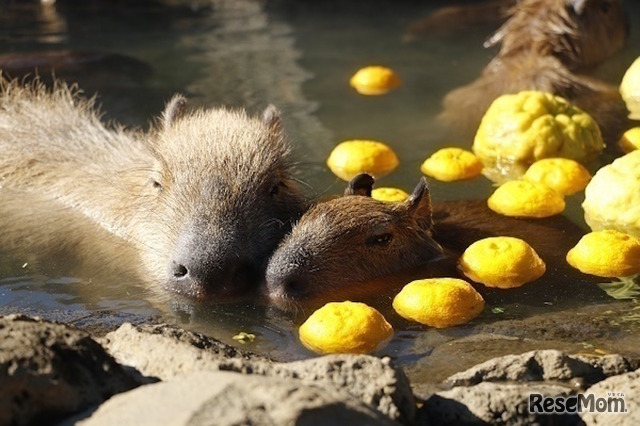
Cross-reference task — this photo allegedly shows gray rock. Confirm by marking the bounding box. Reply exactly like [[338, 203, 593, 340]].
[[0, 314, 139, 426], [581, 369, 639, 425], [100, 322, 264, 380], [446, 349, 636, 388], [77, 371, 398, 426], [102, 322, 415, 423], [421, 382, 579, 426], [284, 355, 416, 424]]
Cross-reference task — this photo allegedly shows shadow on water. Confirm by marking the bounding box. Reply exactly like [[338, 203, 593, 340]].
[[1, 0, 639, 386]]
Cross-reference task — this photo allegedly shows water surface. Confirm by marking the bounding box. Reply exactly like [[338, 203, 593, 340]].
[[1, 0, 639, 387]]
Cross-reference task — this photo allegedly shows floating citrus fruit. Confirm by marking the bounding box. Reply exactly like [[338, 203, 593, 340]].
[[393, 278, 484, 328], [327, 140, 399, 181], [420, 147, 483, 182], [298, 301, 393, 354], [620, 56, 640, 120], [459, 236, 546, 288], [523, 158, 591, 196], [619, 127, 640, 153], [566, 230, 640, 277], [582, 150, 640, 238], [371, 187, 409, 202], [488, 180, 565, 218], [473, 91, 604, 169], [350, 66, 401, 95]]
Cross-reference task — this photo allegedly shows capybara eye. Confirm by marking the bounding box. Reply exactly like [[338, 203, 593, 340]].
[[269, 181, 284, 197], [600, 2, 610, 13], [150, 179, 163, 192], [366, 233, 393, 246]]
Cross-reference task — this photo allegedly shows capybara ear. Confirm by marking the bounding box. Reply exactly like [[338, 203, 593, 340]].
[[162, 94, 187, 129], [344, 173, 374, 197], [262, 104, 282, 134], [568, 0, 588, 15], [406, 177, 434, 230]]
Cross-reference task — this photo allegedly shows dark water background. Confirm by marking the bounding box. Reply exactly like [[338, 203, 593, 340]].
[[1, 0, 639, 387]]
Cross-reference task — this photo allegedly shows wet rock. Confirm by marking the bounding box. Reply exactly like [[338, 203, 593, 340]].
[[0, 314, 139, 426], [102, 322, 415, 423], [446, 349, 637, 388], [421, 382, 579, 425], [76, 371, 398, 426], [581, 369, 639, 425]]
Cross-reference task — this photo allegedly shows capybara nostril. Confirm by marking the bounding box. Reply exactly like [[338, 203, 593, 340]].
[[172, 263, 189, 280], [283, 277, 307, 296]]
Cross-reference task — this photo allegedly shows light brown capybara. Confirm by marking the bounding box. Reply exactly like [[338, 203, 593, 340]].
[[264, 174, 604, 310], [439, 0, 630, 144], [0, 77, 306, 299]]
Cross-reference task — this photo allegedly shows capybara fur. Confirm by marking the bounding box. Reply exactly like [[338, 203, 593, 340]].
[[264, 174, 605, 310], [404, 0, 515, 41], [439, 0, 629, 144], [0, 77, 306, 299], [264, 174, 443, 303]]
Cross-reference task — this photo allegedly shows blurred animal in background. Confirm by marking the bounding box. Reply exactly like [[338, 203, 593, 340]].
[[437, 0, 630, 144]]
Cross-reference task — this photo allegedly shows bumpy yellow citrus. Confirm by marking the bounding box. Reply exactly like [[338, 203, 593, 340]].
[[620, 56, 640, 120], [523, 158, 592, 196], [566, 230, 640, 277], [298, 301, 393, 354], [327, 140, 399, 181], [619, 127, 640, 153], [393, 278, 484, 328], [350, 66, 401, 95], [488, 180, 565, 218], [459, 237, 546, 288], [473, 91, 604, 169], [371, 187, 409, 202], [420, 147, 483, 182], [582, 150, 640, 238]]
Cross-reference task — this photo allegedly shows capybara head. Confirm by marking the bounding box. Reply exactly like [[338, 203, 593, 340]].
[[486, 0, 627, 68], [264, 174, 443, 302], [136, 96, 306, 298]]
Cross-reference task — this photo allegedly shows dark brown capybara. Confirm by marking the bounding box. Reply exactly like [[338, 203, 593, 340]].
[[439, 0, 630, 144], [264, 174, 605, 310], [264, 174, 444, 303], [404, 0, 515, 41], [0, 77, 306, 299]]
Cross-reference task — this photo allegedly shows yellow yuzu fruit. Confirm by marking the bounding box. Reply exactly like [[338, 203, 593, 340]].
[[350, 66, 401, 95], [566, 230, 640, 277], [582, 150, 640, 238], [458, 236, 546, 288], [298, 301, 393, 354], [523, 158, 591, 196], [393, 278, 484, 328], [420, 147, 483, 182], [488, 180, 565, 218], [473, 91, 604, 168], [619, 127, 640, 153], [327, 140, 399, 181], [620, 56, 640, 120], [371, 187, 409, 202]]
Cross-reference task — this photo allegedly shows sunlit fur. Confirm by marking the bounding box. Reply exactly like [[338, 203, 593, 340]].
[[0, 77, 306, 298], [440, 0, 629, 143]]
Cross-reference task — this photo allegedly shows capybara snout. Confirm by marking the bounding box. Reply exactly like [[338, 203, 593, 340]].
[[265, 174, 443, 301]]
